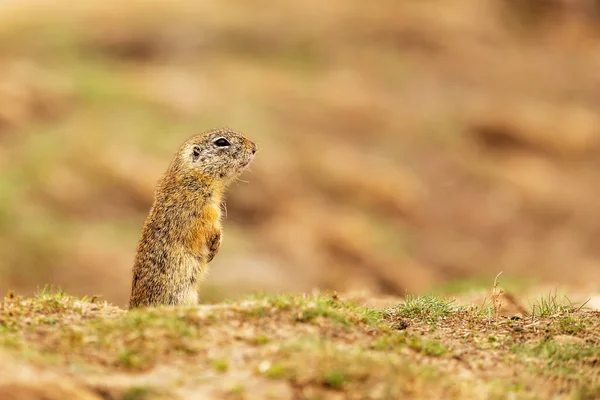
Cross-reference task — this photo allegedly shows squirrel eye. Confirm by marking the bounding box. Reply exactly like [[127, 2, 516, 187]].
[[214, 138, 230, 147], [192, 146, 201, 160]]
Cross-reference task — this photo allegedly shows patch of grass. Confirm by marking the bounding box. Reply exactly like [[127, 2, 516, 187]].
[[473, 334, 506, 350], [41, 316, 61, 325], [248, 293, 294, 311], [242, 305, 268, 318], [122, 386, 153, 400], [117, 348, 144, 369], [1, 288, 119, 336], [229, 383, 245, 396], [298, 296, 383, 327], [211, 358, 229, 373], [0, 335, 24, 350], [267, 338, 451, 396], [295, 302, 351, 326], [408, 336, 447, 357], [512, 340, 600, 381], [32, 286, 73, 312], [248, 292, 384, 327], [259, 361, 286, 379], [387, 295, 457, 324], [20, 307, 210, 370], [371, 332, 407, 352], [554, 315, 585, 335], [252, 335, 269, 345], [577, 384, 600, 400], [322, 369, 346, 389]]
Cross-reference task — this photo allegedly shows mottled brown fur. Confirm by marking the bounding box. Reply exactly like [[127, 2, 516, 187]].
[[129, 128, 257, 308]]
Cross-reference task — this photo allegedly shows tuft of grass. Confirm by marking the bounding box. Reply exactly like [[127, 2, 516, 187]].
[[117, 348, 144, 369], [530, 290, 576, 318], [322, 369, 347, 389], [468, 297, 495, 320], [387, 295, 457, 324], [34, 285, 67, 299]]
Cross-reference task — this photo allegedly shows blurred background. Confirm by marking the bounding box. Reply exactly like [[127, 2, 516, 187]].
[[1, 0, 600, 307]]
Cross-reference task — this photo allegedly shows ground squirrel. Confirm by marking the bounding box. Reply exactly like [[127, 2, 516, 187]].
[[129, 128, 257, 309]]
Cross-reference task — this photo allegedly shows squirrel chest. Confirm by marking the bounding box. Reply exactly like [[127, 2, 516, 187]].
[[186, 201, 222, 263]]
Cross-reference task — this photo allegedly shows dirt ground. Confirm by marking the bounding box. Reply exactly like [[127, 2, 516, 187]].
[[0, 288, 598, 400]]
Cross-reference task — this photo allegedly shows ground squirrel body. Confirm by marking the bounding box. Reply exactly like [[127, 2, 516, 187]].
[[129, 128, 257, 309]]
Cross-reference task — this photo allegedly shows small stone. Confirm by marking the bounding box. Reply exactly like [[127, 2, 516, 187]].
[[258, 360, 271, 373], [393, 320, 409, 330]]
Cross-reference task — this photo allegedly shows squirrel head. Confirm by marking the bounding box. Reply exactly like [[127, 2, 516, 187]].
[[171, 127, 257, 187]]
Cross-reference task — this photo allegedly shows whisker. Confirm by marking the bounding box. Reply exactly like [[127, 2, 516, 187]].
[[221, 201, 228, 218]]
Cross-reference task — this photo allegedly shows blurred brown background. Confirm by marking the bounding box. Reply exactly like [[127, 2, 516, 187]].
[[1, 0, 600, 307]]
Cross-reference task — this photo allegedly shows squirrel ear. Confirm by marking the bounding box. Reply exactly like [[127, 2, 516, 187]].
[[191, 146, 201, 161]]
